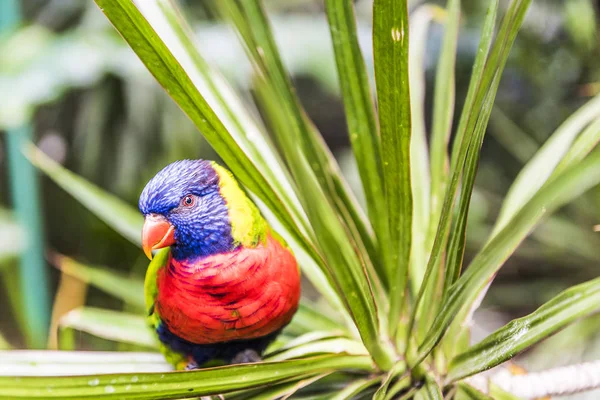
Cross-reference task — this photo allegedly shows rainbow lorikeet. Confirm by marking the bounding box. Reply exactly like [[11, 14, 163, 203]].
[[138, 160, 301, 369]]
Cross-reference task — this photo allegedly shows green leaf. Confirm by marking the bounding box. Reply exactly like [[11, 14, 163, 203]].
[[50, 253, 145, 309], [26, 145, 143, 246], [284, 303, 346, 336], [416, 0, 460, 339], [229, 373, 330, 400], [444, 73, 501, 295], [406, 4, 443, 292], [330, 377, 382, 400], [489, 107, 539, 164], [373, 0, 413, 337], [267, 338, 367, 362], [420, 150, 600, 365], [455, 383, 494, 400], [325, 0, 390, 286], [488, 383, 521, 400], [447, 276, 600, 382], [0, 354, 372, 398], [414, 377, 443, 400], [373, 361, 407, 400], [58, 307, 157, 349], [0, 351, 171, 376], [552, 116, 600, 177], [267, 331, 346, 355], [384, 375, 412, 400], [492, 94, 600, 237], [427, 0, 460, 253]]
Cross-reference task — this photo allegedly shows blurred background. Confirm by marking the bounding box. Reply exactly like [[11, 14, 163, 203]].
[[0, 0, 599, 393]]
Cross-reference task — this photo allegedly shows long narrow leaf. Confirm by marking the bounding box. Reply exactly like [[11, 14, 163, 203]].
[[373, 361, 407, 400], [0, 351, 171, 376], [414, 377, 443, 400], [444, 73, 501, 294], [419, 149, 600, 363], [492, 94, 600, 236], [50, 253, 145, 309], [59, 307, 156, 349], [330, 377, 382, 400], [26, 145, 142, 246], [552, 117, 600, 177], [0, 354, 372, 398], [489, 107, 539, 163], [416, 0, 461, 339], [407, 4, 439, 294], [456, 383, 494, 400], [373, 0, 413, 337], [427, 0, 460, 255], [325, 0, 390, 285], [447, 276, 600, 382], [267, 338, 367, 362], [233, 373, 330, 400]]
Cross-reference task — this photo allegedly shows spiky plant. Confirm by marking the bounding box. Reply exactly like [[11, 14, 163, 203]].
[[3, 0, 600, 398]]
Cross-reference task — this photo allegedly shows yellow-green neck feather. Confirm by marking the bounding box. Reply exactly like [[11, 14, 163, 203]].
[[212, 162, 268, 248]]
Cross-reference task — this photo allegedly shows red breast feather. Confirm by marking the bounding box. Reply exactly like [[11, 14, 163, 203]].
[[156, 233, 300, 344]]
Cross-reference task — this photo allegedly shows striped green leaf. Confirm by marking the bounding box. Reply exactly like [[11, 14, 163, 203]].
[[447, 276, 600, 382], [27, 145, 143, 246], [417, 0, 460, 339], [414, 377, 443, 400], [325, 0, 390, 286], [0, 355, 372, 399], [58, 307, 156, 350], [373, 0, 413, 338], [455, 383, 494, 400], [51, 253, 145, 309], [330, 376, 382, 400]]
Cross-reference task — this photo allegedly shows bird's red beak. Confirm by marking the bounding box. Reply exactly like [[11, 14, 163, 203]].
[[142, 214, 175, 260]]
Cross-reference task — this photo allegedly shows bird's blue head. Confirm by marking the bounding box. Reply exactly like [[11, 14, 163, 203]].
[[139, 160, 234, 261]]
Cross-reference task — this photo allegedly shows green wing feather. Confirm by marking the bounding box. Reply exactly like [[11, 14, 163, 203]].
[[144, 248, 187, 368]]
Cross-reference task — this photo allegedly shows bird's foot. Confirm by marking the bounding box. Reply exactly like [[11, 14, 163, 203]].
[[184, 360, 199, 370], [230, 349, 262, 364]]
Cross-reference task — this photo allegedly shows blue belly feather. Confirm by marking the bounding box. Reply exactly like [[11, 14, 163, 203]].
[[156, 323, 281, 366]]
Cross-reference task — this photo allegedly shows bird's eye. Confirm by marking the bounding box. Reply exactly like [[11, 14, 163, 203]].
[[181, 194, 195, 207]]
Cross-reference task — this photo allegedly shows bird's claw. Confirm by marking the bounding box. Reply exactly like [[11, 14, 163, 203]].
[[231, 349, 261, 364], [185, 361, 199, 370]]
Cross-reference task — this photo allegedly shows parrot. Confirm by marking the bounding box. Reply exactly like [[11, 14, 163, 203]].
[[138, 159, 301, 370]]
